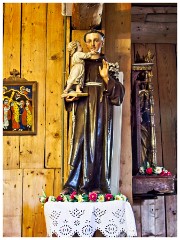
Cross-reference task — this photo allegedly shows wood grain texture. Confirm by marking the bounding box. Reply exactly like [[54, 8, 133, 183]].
[[54, 168, 62, 196], [156, 44, 177, 175], [165, 195, 177, 236], [22, 169, 54, 237], [20, 3, 47, 168], [146, 13, 177, 23], [133, 176, 175, 194], [132, 200, 142, 237], [141, 199, 156, 236], [45, 3, 64, 168], [132, 22, 177, 43], [131, 6, 177, 15], [141, 197, 166, 237], [3, 3, 21, 169], [3, 169, 23, 236], [105, 3, 132, 202], [72, 3, 103, 30]]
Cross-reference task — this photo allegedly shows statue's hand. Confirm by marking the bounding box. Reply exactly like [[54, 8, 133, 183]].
[[99, 59, 109, 84], [65, 96, 79, 102]]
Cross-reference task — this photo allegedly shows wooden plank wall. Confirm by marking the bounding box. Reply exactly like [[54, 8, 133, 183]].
[[3, 3, 66, 237], [131, 4, 177, 237], [3, 3, 132, 237]]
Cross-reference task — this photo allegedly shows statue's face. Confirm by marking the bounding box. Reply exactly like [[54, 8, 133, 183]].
[[85, 33, 104, 53]]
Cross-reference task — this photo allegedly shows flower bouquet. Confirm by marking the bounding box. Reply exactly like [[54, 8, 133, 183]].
[[138, 161, 172, 176], [39, 189, 128, 206]]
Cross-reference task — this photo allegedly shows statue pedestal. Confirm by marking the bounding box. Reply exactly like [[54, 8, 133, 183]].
[[133, 175, 176, 199], [44, 200, 137, 237]]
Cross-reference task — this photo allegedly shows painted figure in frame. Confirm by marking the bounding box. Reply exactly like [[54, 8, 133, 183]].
[[62, 29, 125, 195]]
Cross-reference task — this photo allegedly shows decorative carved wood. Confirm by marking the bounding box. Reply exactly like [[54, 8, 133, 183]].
[[72, 3, 103, 30]]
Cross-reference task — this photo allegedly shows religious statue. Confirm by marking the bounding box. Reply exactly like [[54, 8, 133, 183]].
[[62, 29, 125, 195]]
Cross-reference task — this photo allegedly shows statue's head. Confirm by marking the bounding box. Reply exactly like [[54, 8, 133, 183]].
[[84, 29, 105, 54]]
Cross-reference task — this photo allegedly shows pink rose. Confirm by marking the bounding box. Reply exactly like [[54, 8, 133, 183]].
[[166, 171, 172, 176], [160, 171, 172, 176], [56, 195, 63, 202], [146, 167, 153, 174], [89, 192, 98, 202], [70, 191, 77, 199], [105, 193, 113, 201]]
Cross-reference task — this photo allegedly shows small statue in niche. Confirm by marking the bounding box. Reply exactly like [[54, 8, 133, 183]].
[[62, 41, 96, 97]]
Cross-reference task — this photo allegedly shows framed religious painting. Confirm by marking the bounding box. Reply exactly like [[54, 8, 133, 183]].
[[3, 79, 38, 136]]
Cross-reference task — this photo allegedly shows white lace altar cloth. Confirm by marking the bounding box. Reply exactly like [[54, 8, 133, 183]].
[[44, 200, 137, 237]]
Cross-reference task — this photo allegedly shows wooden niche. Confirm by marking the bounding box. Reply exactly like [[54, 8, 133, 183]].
[[131, 51, 176, 199]]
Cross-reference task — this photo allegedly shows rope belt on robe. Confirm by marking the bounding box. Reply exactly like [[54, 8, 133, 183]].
[[85, 82, 103, 87]]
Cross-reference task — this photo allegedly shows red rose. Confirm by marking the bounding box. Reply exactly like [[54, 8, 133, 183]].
[[56, 195, 63, 202], [146, 167, 153, 174], [70, 191, 77, 199], [160, 170, 165, 176], [89, 192, 98, 202], [105, 193, 113, 201]]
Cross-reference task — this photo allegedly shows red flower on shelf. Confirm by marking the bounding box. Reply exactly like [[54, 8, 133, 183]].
[[56, 195, 63, 202], [105, 193, 113, 201], [89, 192, 98, 202], [139, 161, 172, 176], [146, 167, 153, 175], [160, 170, 172, 176], [70, 191, 77, 200]]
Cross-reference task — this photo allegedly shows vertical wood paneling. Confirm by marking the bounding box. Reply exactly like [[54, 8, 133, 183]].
[[134, 43, 163, 166], [165, 195, 177, 236], [3, 169, 22, 236], [45, 3, 64, 168], [54, 168, 62, 196], [20, 3, 47, 168], [3, 3, 21, 76], [156, 44, 177, 174], [22, 169, 54, 237], [132, 200, 142, 237], [105, 3, 132, 202], [141, 199, 156, 236], [140, 197, 166, 237], [154, 197, 166, 236], [3, 3, 21, 169]]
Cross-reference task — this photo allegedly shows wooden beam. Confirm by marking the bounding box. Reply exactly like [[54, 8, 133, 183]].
[[156, 44, 177, 175], [132, 22, 177, 43], [132, 5, 177, 14], [3, 169, 23, 236], [3, 3, 21, 170], [146, 13, 177, 23], [20, 3, 47, 169], [72, 3, 103, 30], [45, 3, 64, 169]]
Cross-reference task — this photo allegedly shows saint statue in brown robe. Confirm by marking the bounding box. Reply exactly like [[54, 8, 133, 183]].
[[62, 29, 125, 194]]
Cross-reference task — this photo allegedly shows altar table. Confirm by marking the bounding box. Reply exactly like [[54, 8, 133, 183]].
[[44, 200, 137, 237]]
